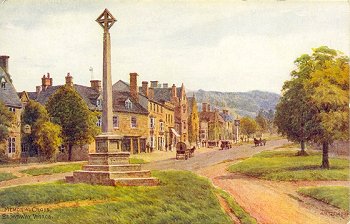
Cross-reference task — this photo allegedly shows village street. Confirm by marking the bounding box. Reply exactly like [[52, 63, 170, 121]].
[[0, 139, 348, 224]]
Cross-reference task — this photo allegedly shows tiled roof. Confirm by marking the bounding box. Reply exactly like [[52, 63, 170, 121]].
[[0, 67, 22, 108], [199, 111, 224, 123], [34, 84, 100, 110], [112, 91, 148, 115], [153, 87, 182, 103]]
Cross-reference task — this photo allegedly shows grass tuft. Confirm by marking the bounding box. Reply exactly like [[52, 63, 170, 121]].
[[298, 186, 349, 211], [0, 172, 17, 182], [129, 158, 148, 164]]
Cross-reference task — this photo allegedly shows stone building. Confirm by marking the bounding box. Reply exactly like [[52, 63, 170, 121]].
[[0, 56, 22, 159], [199, 102, 225, 147], [152, 82, 188, 143], [219, 108, 234, 140], [187, 95, 199, 146]]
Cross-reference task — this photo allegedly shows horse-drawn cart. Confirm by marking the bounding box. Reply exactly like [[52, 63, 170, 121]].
[[176, 142, 195, 160]]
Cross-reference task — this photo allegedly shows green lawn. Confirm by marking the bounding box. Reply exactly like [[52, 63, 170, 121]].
[[0, 171, 233, 224], [298, 186, 349, 211], [20, 163, 84, 176], [228, 149, 349, 181], [129, 157, 148, 164], [0, 172, 17, 182], [215, 189, 257, 224]]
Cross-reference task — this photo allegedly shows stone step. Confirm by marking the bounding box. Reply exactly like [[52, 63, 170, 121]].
[[109, 170, 151, 179], [113, 177, 159, 186], [83, 164, 141, 172], [65, 176, 74, 183]]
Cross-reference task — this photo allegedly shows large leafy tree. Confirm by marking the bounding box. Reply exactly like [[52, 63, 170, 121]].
[[46, 85, 99, 161], [255, 109, 268, 132], [0, 101, 14, 143], [304, 47, 349, 168], [240, 117, 257, 141], [275, 46, 349, 168], [22, 100, 62, 159]]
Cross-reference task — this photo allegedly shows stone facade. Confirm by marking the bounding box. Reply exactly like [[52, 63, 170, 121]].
[[0, 56, 22, 159]]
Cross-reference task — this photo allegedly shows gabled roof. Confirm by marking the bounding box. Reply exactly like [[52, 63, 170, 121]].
[[199, 111, 224, 123], [0, 67, 22, 108], [153, 87, 182, 103], [33, 84, 100, 110], [112, 91, 148, 115]]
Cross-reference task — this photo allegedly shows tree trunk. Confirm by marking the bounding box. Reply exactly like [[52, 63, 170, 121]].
[[298, 140, 308, 156], [68, 144, 73, 161], [321, 142, 330, 169]]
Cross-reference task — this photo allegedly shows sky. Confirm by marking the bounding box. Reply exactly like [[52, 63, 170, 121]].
[[0, 0, 349, 94]]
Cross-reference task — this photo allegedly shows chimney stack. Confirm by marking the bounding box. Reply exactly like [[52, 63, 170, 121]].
[[171, 84, 177, 101], [65, 73, 73, 87], [41, 73, 53, 90], [90, 80, 102, 92], [202, 102, 207, 112], [163, 83, 168, 88], [148, 87, 154, 100], [129, 73, 138, 102], [150, 81, 158, 88], [0, 56, 9, 73], [141, 81, 149, 97], [36, 86, 42, 94]]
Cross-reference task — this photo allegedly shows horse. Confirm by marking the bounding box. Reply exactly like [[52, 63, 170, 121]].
[[253, 138, 260, 147]]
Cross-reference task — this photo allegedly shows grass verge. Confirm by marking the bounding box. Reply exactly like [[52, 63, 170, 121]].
[[0, 170, 232, 224], [215, 188, 257, 224], [298, 186, 349, 211], [20, 163, 83, 176], [228, 149, 349, 181], [0, 172, 17, 182]]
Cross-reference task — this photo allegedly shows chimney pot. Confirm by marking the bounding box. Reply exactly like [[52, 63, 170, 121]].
[[150, 81, 159, 88], [141, 81, 149, 97], [163, 83, 168, 88], [65, 73, 73, 87], [148, 87, 154, 100]]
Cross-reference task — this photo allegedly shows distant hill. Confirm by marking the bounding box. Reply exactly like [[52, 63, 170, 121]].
[[188, 89, 280, 118]]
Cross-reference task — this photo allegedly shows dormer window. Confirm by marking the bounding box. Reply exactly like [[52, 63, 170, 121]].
[[1, 82, 5, 89], [125, 98, 132, 109]]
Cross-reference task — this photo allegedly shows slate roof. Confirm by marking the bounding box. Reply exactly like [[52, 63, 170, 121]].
[[219, 113, 234, 122], [32, 84, 100, 110], [0, 67, 22, 108], [199, 111, 224, 123], [112, 91, 148, 115], [153, 87, 182, 103]]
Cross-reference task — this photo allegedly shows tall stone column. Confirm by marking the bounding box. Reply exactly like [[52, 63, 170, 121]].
[[102, 31, 113, 133]]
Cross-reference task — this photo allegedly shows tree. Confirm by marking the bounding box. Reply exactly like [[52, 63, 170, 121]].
[[255, 109, 268, 132], [240, 117, 257, 141], [46, 85, 99, 161], [275, 46, 349, 168], [22, 100, 62, 159], [0, 101, 14, 143], [34, 121, 62, 161], [304, 47, 349, 168]]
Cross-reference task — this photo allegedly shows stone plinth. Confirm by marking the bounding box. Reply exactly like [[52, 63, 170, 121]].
[[65, 135, 159, 186]]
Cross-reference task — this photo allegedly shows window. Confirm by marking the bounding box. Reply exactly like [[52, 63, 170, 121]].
[[113, 116, 119, 128], [96, 99, 101, 107], [182, 105, 186, 113], [160, 121, 164, 132], [150, 136, 155, 148], [157, 105, 159, 113], [125, 98, 132, 109], [8, 107, 15, 113], [96, 117, 102, 127], [1, 82, 5, 89], [183, 121, 186, 129], [150, 117, 155, 129], [8, 137, 15, 153], [131, 116, 137, 128]]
